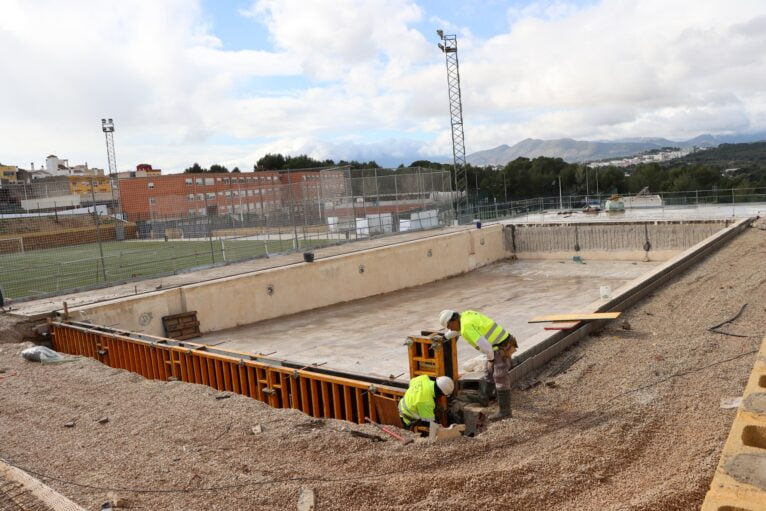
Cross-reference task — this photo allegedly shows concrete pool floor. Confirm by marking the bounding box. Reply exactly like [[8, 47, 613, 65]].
[[203, 258, 659, 381]]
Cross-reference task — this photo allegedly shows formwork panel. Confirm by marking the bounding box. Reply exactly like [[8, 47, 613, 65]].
[[51, 321, 406, 425]]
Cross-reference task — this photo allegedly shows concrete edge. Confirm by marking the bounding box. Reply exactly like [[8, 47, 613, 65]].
[[507, 217, 755, 384], [701, 334, 766, 511]]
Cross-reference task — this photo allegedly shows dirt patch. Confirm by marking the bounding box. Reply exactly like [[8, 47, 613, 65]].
[[0, 228, 764, 510], [0, 314, 41, 345]]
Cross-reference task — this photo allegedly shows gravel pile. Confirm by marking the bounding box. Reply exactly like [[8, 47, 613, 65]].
[[0, 227, 764, 510]]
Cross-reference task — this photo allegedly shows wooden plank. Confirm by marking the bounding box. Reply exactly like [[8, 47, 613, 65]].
[[0, 458, 86, 511], [528, 312, 621, 323], [544, 321, 582, 330], [372, 394, 402, 427]]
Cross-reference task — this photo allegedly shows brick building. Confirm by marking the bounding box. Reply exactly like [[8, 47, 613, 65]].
[[119, 171, 283, 221]]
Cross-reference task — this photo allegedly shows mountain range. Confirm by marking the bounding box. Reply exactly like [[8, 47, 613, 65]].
[[465, 133, 766, 166]]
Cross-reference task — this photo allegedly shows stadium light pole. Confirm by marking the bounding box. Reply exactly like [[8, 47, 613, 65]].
[[101, 118, 125, 239], [437, 29, 468, 220]]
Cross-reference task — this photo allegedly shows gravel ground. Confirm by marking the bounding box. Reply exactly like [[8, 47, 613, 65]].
[[1, 226, 765, 511]]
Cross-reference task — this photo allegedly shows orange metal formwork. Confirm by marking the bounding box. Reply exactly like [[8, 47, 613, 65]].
[[51, 321, 404, 424], [406, 334, 458, 426]]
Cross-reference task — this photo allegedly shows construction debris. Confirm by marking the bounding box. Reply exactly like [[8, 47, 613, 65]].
[[428, 423, 466, 442], [97, 417, 109, 425], [251, 424, 263, 434], [63, 421, 75, 428], [297, 487, 315, 511], [347, 430, 385, 442], [106, 492, 130, 508], [720, 397, 743, 409], [364, 418, 413, 445]]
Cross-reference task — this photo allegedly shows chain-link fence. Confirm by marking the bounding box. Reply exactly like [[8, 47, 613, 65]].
[[0, 167, 454, 303], [465, 187, 766, 222]]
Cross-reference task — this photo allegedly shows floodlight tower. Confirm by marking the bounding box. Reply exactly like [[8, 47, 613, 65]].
[[101, 118, 118, 203], [101, 118, 124, 238], [437, 29, 468, 217]]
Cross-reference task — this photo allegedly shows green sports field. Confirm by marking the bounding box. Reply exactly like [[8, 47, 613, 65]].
[[0, 238, 327, 301]]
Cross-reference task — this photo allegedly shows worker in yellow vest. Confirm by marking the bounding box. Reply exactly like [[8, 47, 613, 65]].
[[398, 374, 455, 429], [439, 310, 517, 420]]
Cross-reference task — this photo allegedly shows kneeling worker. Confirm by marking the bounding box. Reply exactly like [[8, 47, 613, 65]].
[[439, 309, 517, 420], [398, 374, 455, 429]]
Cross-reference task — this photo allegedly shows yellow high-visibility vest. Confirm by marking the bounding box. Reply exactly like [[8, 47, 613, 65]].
[[460, 310, 509, 351], [398, 374, 436, 426]]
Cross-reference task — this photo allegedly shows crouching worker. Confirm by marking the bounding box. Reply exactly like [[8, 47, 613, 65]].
[[398, 375, 455, 431]]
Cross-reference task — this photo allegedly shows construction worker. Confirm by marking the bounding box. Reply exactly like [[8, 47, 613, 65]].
[[398, 374, 455, 429], [439, 310, 517, 420]]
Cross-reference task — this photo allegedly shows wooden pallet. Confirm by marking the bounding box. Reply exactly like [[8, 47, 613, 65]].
[[162, 311, 201, 340]]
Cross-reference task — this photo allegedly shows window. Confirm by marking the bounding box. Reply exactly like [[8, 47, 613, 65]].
[[225, 191, 232, 197], [188, 209, 196, 215], [198, 207, 206, 215], [187, 193, 194, 201], [185, 178, 193, 185], [205, 178, 215, 185], [218, 191, 224, 196], [206, 192, 215, 199], [223, 178, 230, 184], [148, 181, 155, 189], [148, 197, 156, 205], [196, 193, 204, 201], [195, 178, 203, 185]]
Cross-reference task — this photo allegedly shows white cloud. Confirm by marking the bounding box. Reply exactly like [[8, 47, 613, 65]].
[[1, 0, 766, 172]]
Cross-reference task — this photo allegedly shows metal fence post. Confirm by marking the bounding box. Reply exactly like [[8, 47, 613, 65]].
[[90, 178, 107, 282]]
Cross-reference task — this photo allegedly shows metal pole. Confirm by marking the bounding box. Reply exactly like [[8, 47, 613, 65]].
[[287, 170, 299, 250], [90, 177, 107, 282], [558, 177, 563, 210], [204, 193, 215, 263], [394, 172, 400, 230]]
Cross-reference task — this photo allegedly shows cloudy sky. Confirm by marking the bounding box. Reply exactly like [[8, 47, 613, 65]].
[[2, 0, 766, 172]]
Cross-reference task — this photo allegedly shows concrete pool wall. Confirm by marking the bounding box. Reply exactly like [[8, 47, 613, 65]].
[[62, 220, 732, 339]]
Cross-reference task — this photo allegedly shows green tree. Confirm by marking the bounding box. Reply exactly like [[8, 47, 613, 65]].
[[208, 164, 228, 173], [184, 162, 205, 173]]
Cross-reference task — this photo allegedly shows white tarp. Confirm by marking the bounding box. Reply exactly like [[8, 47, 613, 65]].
[[410, 209, 439, 230], [1, 204, 106, 219], [20, 194, 80, 211], [355, 217, 369, 236], [366, 213, 393, 234]]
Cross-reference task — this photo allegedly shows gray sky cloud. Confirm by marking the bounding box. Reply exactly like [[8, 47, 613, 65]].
[[1, 0, 766, 172]]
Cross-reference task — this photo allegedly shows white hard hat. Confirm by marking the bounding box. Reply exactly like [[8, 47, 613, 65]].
[[436, 376, 455, 396], [439, 309, 457, 328]]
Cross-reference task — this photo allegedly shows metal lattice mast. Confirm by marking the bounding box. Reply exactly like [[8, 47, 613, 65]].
[[437, 30, 467, 217], [101, 118, 119, 210]]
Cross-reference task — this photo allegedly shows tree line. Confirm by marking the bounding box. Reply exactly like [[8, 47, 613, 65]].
[[182, 142, 766, 202]]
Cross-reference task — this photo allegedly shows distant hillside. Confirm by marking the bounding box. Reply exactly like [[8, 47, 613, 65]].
[[673, 141, 766, 168], [466, 134, 766, 166]]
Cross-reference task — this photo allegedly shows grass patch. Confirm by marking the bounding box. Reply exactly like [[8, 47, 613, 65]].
[[0, 238, 329, 300]]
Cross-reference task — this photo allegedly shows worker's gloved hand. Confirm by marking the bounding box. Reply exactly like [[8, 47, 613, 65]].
[[477, 337, 495, 361], [444, 330, 459, 340]]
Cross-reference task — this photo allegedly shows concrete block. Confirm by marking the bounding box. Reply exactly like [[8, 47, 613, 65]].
[[702, 334, 766, 510]]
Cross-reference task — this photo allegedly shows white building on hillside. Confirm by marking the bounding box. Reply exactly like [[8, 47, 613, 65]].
[[45, 155, 104, 177]]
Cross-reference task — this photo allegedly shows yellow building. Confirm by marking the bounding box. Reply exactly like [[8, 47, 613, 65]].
[[68, 175, 112, 196], [0, 164, 18, 183]]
